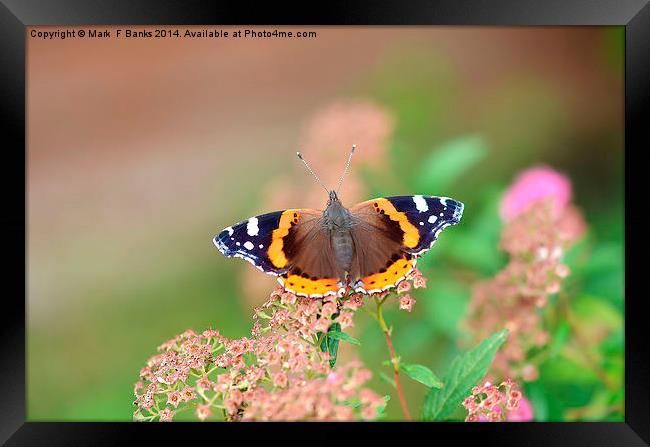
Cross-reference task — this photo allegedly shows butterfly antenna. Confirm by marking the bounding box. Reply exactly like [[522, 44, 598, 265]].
[[336, 144, 356, 193], [296, 151, 329, 194]]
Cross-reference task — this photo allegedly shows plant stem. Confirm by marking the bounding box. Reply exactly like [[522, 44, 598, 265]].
[[375, 297, 412, 421]]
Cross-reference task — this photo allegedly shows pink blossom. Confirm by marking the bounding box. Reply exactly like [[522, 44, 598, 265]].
[[167, 391, 181, 408], [158, 407, 175, 422], [500, 166, 572, 221], [412, 272, 428, 289], [397, 280, 411, 293], [273, 371, 288, 388], [555, 264, 570, 278], [196, 376, 212, 390], [336, 312, 354, 329], [521, 364, 539, 382], [464, 379, 525, 422], [342, 294, 364, 310], [399, 295, 416, 312], [202, 328, 219, 339], [180, 386, 196, 402], [546, 282, 561, 294], [507, 397, 534, 421], [231, 355, 245, 371], [196, 404, 212, 421]]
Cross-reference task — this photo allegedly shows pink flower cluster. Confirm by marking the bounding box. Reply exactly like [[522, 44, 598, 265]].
[[464, 167, 586, 383], [133, 290, 387, 422], [255, 287, 361, 338], [395, 269, 426, 312], [242, 360, 383, 421], [463, 379, 528, 422]]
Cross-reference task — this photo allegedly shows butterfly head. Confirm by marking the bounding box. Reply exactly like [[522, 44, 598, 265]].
[[323, 189, 352, 230], [327, 190, 340, 205]]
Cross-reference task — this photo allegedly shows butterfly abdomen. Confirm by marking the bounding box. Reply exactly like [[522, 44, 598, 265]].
[[322, 197, 356, 273], [331, 230, 354, 272]]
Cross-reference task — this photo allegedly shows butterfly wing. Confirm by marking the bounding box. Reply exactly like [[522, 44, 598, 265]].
[[348, 195, 463, 293], [214, 209, 345, 298]]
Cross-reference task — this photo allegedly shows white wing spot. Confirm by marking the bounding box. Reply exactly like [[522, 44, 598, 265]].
[[259, 244, 264, 249], [244, 241, 254, 250], [236, 242, 241, 246], [413, 195, 429, 212], [428, 215, 438, 224], [419, 222, 424, 226], [246, 217, 260, 236], [224, 226, 234, 236]]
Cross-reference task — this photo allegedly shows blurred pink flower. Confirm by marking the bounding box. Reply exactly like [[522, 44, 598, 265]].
[[464, 168, 586, 384], [500, 166, 572, 221], [507, 397, 534, 422], [196, 404, 212, 422]]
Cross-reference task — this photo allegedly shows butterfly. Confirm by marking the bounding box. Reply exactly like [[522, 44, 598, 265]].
[[214, 145, 464, 298]]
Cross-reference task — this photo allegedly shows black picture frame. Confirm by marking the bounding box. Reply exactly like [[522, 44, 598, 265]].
[[1, 0, 647, 444]]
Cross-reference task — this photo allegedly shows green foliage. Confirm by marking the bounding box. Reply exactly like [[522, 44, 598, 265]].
[[379, 371, 396, 388], [326, 329, 361, 346], [525, 381, 549, 421], [401, 363, 443, 389], [570, 295, 623, 337], [548, 321, 571, 359], [319, 322, 342, 368], [422, 330, 509, 421], [578, 242, 624, 309], [413, 136, 488, 194]]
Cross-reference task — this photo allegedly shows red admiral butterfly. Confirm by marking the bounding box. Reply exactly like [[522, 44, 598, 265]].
[[214, 145, 464, 298]]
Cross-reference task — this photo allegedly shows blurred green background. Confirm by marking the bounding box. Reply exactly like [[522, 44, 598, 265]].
[[27, 26, 623, 421]]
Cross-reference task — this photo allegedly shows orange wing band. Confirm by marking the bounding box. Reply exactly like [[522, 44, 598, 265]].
[[355, 255, 416, 294], [267, 210, 300, 268], [278, 274, 342, 298], [371, 198, 419, 248]]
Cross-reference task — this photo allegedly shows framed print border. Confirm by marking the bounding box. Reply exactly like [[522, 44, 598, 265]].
[[1, 0, 647, 444]]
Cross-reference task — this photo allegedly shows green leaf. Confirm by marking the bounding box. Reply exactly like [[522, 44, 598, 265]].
[[326, 330, 361, 346], [379, 371, 397, 388], [379, 371, 396, 388], [375, 395, 391, 420], [422, 329, 509, 421], [318, 322, 341, 368], [548, 321, 571, 359], [413, 135, 488, 193], [401, 363, 443, 389]]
